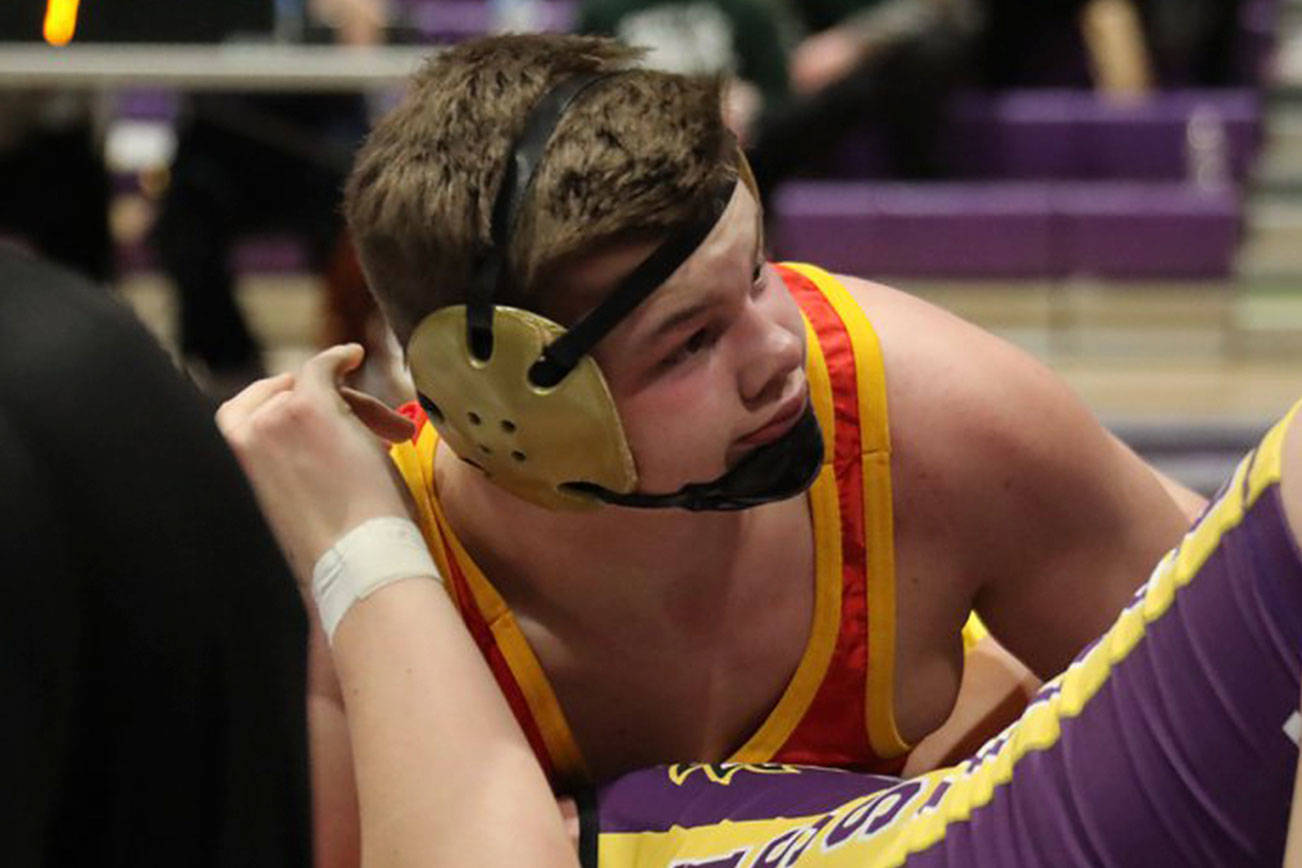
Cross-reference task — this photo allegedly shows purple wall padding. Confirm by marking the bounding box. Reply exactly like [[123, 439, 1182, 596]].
[[114, 89, 179, 122], [771, 181, 1241, 279]]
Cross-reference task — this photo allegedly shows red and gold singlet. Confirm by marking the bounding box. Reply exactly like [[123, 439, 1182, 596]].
[[391, 263, 918, 786]]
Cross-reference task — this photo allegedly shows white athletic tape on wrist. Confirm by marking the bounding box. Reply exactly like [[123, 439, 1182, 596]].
[[312, 516, 442, 643]]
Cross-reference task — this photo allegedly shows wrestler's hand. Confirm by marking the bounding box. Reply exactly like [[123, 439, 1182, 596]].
[[216, 344, 416, 587]]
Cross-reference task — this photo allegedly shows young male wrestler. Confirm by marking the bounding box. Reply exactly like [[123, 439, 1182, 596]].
[[231, 33, 1206, 861], [224, 347, 1302, 866]]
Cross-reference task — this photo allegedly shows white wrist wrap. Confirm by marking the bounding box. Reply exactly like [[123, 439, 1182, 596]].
[[312, 517, 442, 643]]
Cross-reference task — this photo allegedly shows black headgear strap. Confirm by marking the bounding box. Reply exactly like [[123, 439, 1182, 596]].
[[567, 408, 825, 511], [457, 73, 823, 511], [466, 72, 734, 384], [529, 183, 733, 387], [467, 73, 616, 361]]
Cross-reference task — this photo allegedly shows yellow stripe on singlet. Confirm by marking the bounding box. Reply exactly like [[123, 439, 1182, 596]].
[[391, 426, 590, 783], [782, 262, 908, 760], [730, 312, 844, 762]]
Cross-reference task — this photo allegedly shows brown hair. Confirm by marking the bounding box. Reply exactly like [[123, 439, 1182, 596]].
[[343, 34, 735, 343]]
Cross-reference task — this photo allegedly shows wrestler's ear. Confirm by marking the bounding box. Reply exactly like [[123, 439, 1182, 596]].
[[341, 386, 416, 444]]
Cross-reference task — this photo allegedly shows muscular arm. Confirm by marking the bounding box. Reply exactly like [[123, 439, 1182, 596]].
[[1136, 440, 1208, 521], [954, 341, 1195, 677], [843, 274, 1197, 680], [962, 380, 1195, 676]]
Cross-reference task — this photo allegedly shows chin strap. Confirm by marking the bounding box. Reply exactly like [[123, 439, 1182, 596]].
[[566, 408, 825, 511]]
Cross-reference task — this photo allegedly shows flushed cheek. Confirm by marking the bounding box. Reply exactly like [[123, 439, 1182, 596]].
[[620, 378, 736, 488]]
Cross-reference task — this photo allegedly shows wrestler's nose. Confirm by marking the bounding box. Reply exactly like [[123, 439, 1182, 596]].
[[737, 307, 803, 409]]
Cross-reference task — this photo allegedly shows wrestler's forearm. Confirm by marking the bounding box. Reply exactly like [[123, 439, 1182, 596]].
[[331, 578, 576, 868]]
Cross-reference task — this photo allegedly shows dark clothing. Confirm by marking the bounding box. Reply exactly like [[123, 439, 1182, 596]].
[[975, 0, 1092, 88], [0, 123, 112, 284], [0, 248, 311, 867], [748, 19, 972, 191], [153, 93, 365, 370]]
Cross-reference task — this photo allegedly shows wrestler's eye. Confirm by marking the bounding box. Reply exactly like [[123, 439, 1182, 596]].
[[751, 260, 768, 297], [662, 327, 716, 369]]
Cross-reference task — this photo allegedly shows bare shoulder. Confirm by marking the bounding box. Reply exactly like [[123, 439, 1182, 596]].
[[831, 273, 1103, 489], [831, 273, 1171, 575]]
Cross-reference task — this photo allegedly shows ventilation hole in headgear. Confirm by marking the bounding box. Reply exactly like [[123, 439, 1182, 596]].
[[418, 396, 444, 424], [467, 411, 482, 425], [501, 420, 516, 433], [511, 450, 526, 462]]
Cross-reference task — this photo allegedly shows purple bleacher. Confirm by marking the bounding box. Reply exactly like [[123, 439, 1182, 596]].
[[116, 234, 310, 275], [1057, 183, 1242, 278], [404, 0, 576, 41], [824, 89, 1261, 182], [772, 183, 1055, 277], [771, 181, 1241, 279]]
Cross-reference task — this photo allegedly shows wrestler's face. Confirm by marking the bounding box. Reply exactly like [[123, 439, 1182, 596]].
[[553, 184, 808, 496]]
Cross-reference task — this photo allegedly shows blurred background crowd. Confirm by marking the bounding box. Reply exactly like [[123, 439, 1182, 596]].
[[0, 0, 1299, 492]]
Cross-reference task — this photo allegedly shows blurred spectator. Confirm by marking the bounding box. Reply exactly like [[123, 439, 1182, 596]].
[[577, 0, 791, 144], [1138, 0, 1244, 86], [978, 0, 1152, 93], [152, 0, 385, 395], [0, 245, 310, 868], [0, 92, 112, 283], [746, 0, 982, 195]]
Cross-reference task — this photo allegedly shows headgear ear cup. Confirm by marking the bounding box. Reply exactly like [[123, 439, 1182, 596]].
[[408, 306, 635, 511]]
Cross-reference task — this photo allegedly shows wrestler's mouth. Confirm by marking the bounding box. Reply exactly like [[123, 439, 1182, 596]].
[[736, 387, 808, 448]]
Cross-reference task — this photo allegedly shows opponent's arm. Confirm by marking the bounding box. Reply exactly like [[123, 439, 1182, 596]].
[[220, 346, 574, 868]]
